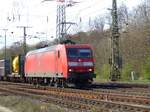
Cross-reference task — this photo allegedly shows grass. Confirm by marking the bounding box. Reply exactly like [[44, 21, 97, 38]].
[[0, 95, 115, 112], [0, 96, 65, 112], [0, 95, 99, 112], [120, 80, 150, 84], [94, 77, 150, 84]]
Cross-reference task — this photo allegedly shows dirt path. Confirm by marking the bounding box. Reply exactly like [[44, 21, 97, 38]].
[[0, 106, 13, 112]]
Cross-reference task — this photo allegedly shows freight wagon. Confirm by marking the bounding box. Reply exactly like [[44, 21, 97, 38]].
[[0, 60, 5, 80], [0, 59, 11, 80]]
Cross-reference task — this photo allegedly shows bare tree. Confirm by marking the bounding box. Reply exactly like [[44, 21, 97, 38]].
[[118, 3, 129, 31], [91, 16, 105, 33]]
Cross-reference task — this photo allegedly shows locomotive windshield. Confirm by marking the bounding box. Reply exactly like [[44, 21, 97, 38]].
[[67, 48, 92, 58]]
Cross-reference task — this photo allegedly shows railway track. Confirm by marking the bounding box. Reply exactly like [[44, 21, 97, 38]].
[[3, 84, 150, 106], [92, 82, 150, 89], [92, 88, 150, 97], [1, 81, 150, 96], [0, 82, 150, 112], [0, 81, 150, 96]]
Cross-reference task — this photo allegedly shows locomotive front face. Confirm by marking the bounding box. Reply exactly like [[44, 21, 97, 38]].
[[66, 47, 95, 83]]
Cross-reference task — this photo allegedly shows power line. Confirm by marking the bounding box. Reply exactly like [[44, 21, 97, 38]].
[[73, 0, 102, 14]]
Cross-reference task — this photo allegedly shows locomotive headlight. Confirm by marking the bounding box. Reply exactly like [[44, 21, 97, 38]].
[[88, 68, 93, 72], [83, 62, 93, 66], [68, 62, 78, 66], [69, 68, 73, 72]]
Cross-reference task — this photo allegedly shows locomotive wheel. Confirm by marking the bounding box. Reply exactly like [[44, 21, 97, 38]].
[[49, 79, 54, 86], [54, 79, 59, 88], [54, 78, 66, 88], [61, 78, 67, 88], [54, 83, 58, 87]]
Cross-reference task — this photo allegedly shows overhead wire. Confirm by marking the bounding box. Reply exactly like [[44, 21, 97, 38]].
[[66, 0, 107, 33], [67, 0, 109, 23]]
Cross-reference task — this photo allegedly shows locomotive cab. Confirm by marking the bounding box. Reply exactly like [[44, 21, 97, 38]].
[[66, 45, 95, 85]]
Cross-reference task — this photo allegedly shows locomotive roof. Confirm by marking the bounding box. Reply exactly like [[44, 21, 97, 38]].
[[65, 44, 91, 48], [26, 45, 57, 56], [26, 44, 92, 56]]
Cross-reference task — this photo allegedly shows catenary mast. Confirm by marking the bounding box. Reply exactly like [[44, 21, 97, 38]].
[[110, 0, 122, 81], [56, 0, 66, 43], [43, 0, 76, 44]]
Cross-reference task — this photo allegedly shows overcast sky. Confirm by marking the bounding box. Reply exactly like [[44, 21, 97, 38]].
[[0, 0, 142, 48]]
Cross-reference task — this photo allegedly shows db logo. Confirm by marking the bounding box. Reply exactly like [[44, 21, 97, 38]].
[[78, 59, 82, 62]]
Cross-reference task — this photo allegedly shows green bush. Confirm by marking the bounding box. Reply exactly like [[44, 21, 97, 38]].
[[142, 57, 150, 80], [121, 63, 133, 81], [99, 64, 110, 80]]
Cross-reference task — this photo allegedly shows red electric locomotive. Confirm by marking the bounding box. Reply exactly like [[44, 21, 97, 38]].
[[25, 44, 95, 87]]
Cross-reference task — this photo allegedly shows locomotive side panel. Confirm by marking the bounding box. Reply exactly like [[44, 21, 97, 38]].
[[40, 51, 57, 76], [25, 51, 57, 77], [25, 54, 36, 76], [25, 46, 67, 78]]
